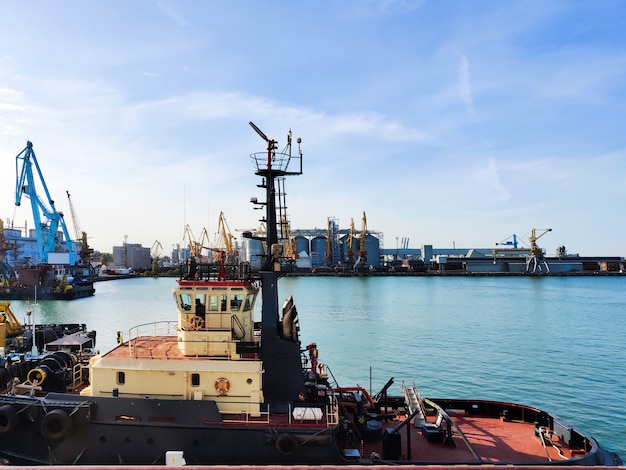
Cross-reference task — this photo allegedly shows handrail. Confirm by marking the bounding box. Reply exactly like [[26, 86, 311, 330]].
[[422, 397, 483, 463], [231, 315, 245, 340], [123, 320, 260, 360]]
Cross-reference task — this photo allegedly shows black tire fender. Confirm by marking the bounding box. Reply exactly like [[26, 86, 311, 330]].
[[0, 405, 18, 433], [40, 409, 73, 441], [276, 433, 298, 455]]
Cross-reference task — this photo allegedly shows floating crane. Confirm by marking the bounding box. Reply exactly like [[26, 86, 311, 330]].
[[15, 142, 75, 265]]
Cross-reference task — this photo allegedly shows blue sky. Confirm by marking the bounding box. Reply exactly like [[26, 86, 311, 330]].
[[1, 0, 625, 257]]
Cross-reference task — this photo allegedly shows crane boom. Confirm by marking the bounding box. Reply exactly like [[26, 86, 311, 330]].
[[216, 212, 236, 255], [183, 225, 202, 258], [66, 191, 81, 241], [15, 142, 75, 265], [357, 211, 367, 261], [346, 218, 355, 265], [66, 191, 93, 264]]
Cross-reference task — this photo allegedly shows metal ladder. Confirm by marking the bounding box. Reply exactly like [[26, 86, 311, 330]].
[[401, 381, 427, 427]]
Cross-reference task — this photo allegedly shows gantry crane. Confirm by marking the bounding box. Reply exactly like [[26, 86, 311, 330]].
[[15, 142, 76, 265], [526, 227, 552, 273]]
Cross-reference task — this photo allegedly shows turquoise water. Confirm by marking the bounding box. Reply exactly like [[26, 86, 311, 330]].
[[10, 275, 626, 459]]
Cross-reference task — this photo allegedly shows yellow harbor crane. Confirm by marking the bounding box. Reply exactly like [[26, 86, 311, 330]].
[[354, 211, 368, 271], [216, 212, 237, 263], [183, 225, 209, 259], [0, 301, 24, 339], [150, 240, 163, 276], [66, 191, 93, 265], [0, 220, 16, 290], [345, 218, 355, 266], [325, 218, 333, 266], [281, 215, 296, 260], [529, 228, 552, 256], [527, 227, 552, 273]]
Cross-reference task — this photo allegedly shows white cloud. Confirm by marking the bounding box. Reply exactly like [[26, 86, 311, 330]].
[[0, 1, 625, 257], [458, 55, 475, 117]]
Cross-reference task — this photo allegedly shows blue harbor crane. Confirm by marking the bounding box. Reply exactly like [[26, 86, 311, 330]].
[[496, 233, 519, 249], [14, 141, 76, 265]]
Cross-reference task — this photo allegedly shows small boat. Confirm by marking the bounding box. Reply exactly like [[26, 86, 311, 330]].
[[0, 124, 620, 466]]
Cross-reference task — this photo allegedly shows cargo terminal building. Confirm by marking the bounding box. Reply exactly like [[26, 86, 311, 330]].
[[240, 228, 624, 275]]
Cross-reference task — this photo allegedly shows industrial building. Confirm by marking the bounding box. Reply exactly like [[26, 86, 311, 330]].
[[238, 223, 624, 275], [1, 225, 74, 268], [112, 243, 152, 271]]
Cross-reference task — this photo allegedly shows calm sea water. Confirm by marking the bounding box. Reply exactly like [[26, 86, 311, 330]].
[[9, 275, 626, 459]]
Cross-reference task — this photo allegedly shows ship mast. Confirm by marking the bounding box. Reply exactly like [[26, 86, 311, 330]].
[[247, 122, 303, 410]]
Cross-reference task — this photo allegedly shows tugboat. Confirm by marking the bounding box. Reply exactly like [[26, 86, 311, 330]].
[[0, 124, 621, 466]]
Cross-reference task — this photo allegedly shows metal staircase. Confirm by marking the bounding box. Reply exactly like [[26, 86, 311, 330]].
[[401, 381, 426, 427]]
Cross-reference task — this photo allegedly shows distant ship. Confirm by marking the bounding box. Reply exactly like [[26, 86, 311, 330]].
[[0, 264, 95, 301], [0, 125, 620, 466]]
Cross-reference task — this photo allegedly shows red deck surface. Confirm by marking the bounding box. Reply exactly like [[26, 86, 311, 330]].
[[104, 336, 203, 359], [361, 411, 578, 464], [101, 337, 588, 465]]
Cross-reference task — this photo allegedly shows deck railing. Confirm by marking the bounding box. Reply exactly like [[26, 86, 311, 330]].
[[123, 321, 260, 360]]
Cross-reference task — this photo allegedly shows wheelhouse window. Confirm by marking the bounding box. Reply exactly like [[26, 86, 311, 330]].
[[243, 293, 255, 311], [195, 294, 206, 314], [230, 294, 244, 312], [191, 373, 200, 387], [117, 371, 125, 385], [179, 293, 193, 311]]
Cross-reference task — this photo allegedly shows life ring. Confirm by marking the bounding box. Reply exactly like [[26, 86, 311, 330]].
[[40, 409, 73, 441], [190, 315, 205, 330], [0, 405, 18, 433], [215, 377, 230, 395], [275, 433, 298, 455]]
